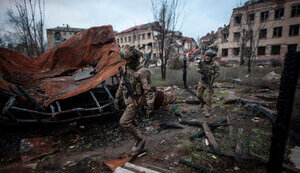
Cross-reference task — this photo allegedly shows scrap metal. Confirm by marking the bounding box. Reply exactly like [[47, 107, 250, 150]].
[[0, 25, 126, 123]]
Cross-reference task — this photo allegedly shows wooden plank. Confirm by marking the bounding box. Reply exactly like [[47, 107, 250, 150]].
[[234, 128, 243, 161], [124, 162, 161, 173], [202, 122, 221, 155]]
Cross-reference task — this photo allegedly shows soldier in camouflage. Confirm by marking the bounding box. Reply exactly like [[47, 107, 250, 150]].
[[196, 48, 220, 117], [114, 45, 156, 156]]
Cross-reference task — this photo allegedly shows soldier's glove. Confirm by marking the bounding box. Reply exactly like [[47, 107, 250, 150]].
[[114, 98, 119, 110]]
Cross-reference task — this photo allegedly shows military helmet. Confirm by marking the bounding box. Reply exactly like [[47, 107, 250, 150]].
[[120, 45, 143, 61], [205, 49, 217, 58]]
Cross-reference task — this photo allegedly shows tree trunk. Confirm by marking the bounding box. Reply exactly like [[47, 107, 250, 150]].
[[240, 43, 245, 66], [267, 52, 300, 173]]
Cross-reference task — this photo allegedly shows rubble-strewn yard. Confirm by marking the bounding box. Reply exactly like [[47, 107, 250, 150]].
[[1, 65, 297, 173]]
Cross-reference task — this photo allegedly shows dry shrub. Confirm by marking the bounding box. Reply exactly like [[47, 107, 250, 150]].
[[168, 54, 184, 69]]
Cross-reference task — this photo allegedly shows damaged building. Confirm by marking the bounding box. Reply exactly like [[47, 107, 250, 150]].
[[47, 25, 85, 49], [217, 0, 300, 64]]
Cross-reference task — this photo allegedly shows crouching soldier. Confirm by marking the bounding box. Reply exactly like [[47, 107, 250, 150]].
[[114, 45, 156, 156], [196, 49, 219, 117]]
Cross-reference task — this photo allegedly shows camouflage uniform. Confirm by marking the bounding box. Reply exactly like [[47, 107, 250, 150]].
[[115, 45, 155, 155], [196, 50, 219, 117]]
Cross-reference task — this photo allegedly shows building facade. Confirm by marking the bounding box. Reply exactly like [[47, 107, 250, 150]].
[[115, 23, 159, 62], [115, 22, 196, 63], [199, 31, 218, 55], [46, 25, 85, 49], [217, 0, 300, 63]]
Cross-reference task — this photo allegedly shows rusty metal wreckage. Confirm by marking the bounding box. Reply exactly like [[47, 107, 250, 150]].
[[0, 25, 126, 123]]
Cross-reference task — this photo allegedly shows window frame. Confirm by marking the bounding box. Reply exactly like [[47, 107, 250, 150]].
[[273, 27, 282, 37], [222, 48, 228, 57], [274, 8, 284, 20], [289, 24, 299, 36], [233, 32, 241, 41], [260, 11, 269, 22], [291, 4, 300, 17], [259, 29, 267, 39], [271, 45, 281, 55], [257, 46, 266, 56]]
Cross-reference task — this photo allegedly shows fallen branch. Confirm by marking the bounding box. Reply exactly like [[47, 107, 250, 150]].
[[180, 119, 227, 128], [202, 122, 222, 155], [179, 159, 221, 173], [237, 99, 276, 123], [157, 123, 183, 133]]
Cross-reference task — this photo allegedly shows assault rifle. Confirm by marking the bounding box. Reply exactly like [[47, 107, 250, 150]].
[[198, 61, 213, 90], [118, 66, 138, 107]]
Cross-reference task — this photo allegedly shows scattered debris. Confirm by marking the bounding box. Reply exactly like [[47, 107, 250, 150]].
[[19, 137, 58, 162], [179, 158, 221, 173], [123, 162, 161, 173], [289, 146, 300, 169], [237, 99, 276, 123], [233, 166, 240, 171], [264, 71, 280, 80]]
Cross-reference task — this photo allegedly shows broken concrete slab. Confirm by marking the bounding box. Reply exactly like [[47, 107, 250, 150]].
[[289, 146, 300, 169]]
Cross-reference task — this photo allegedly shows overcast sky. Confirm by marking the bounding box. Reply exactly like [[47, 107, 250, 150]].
[[0, 0, 241, 39]]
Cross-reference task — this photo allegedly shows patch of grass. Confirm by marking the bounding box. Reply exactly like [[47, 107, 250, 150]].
[[232, 107, 241, 112], [179, 140, 196, 154], [252, 128, 270, 137], [192, 152, 204, 160]]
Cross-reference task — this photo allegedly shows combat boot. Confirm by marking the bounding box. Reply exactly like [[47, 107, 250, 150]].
[[130, 138, 146, 157], [205, 107, 211, 118]]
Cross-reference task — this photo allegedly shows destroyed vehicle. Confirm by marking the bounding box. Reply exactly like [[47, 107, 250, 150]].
[[0, 25, 126, 123]]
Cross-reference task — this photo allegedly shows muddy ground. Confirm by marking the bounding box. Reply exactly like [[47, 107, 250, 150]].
[[0, 81, 298, 173]]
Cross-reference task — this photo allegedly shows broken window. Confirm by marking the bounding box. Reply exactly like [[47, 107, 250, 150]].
[[271, 45, 281, 55], [133, 35, 136, 41], [153, 42, 157, 48], [257, 46, 266, 55], [260, 11, 269, 22], [117, 38, 119, 44], [233, 48, 240, 56], [233, 32, 240, 41], [153, 53, 156, 58], [222, 48, 228, 57], [288, 44, 297, 53], [234, 15, 242, 25], [138, 35, 141, 40], [142, 34, 145, 40], [273, 27, 282, 37], [223, 33, 229, 42], [275, 8, 284, 19], [120, 37, 123, 43], [291, 4, 300, 17], [128, 36, 131, 42], [289, 24, 299, 36], [54, 31, 61, 43], [124, 37, 127, 42], [259, 29, 267, 39], [248, 13, 255, 23], [147, 32, 151, 39]]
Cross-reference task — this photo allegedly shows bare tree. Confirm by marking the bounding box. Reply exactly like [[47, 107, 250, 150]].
[[151, 0, 184, 80], [7, 0, 46, 56], [236, 0, 281, 73]]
